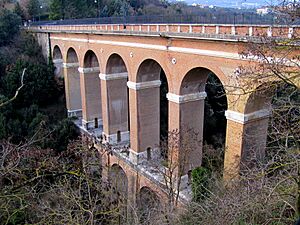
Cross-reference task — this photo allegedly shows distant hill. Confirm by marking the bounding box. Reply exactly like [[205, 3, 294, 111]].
[[172, 0, 281, 8]]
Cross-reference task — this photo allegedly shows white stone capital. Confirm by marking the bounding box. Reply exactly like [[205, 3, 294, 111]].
[[78, 67, 100, 74], [127, 80, 161, 90], [63, 62, 79, 68], [225, 109, 271, 124], [99, 72, 128, 80], [53, 59, 63, 64], [166, 92, 207, 103]]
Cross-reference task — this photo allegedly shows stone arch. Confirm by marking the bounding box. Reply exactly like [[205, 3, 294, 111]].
[[129, 59, 169, 163], [106, 53, 128, 74], [66, 47, 79, 63], [244, 84, 274, 114], [137, 186, 161, 224], [136, 59, 162, 82], [80, 50, 102, 130], [52, 45, 63, 77], [53, 45, 62, 60], [84, 50, 99, 68], [109, 164, 128, 196], [179, 67, 211, 95], [65, 47, 82, 117], [109, 164, 128, 221], [101, 54, 130, 144]]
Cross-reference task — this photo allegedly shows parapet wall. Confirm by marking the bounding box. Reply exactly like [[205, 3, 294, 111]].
[[30, 23, 300, 40]]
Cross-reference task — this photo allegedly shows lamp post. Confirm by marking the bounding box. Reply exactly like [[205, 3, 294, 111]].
[[39, 5, 43, 21]]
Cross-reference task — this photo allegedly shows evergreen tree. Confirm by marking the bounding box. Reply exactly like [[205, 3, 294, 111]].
[[27, 0, 40, 20], [49, 0, 63, 20], [0, 10, 21, 47], [14, 2, 26, 21]]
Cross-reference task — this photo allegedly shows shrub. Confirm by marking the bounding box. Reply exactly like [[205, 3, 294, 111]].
[[191, 166, 210, 202]]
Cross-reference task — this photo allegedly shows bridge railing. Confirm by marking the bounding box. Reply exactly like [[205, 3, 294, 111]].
[[29, 14, 300, 27]]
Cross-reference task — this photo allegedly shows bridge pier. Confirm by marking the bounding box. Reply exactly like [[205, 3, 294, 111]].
[[167, 92, 207, 175], [127, 80, 161, 165], [64, 62, 82, 118], [100, 72, 130, 144], [79, 66, 102, 131], [224, 109, 271, 180]]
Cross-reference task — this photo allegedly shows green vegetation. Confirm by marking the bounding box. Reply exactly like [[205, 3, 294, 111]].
[[191, 167, 210, 202], [0, 9, 78, 151], [0, 9, 21, 47]]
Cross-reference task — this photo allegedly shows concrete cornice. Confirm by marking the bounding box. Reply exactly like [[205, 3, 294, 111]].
[[127, 80, 161, 90], [50, 37, 241, 60], [63, 62, 79, 68], [225, 109, 271, 124], [99, 72, 128, 80], [78, 67, 100, 74], [167, 92, 207, 103]]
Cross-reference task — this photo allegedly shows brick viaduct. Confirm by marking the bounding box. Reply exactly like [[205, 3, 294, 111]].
[[29, 22, 299, 208]]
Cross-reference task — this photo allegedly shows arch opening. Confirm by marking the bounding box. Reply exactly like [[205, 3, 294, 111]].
[[65, 47, 82, 118], [108, 164, 128, 222], [103, 54, 130, 144], [135, 59, 169, 157], [84, 50, 99, 68], [178, 67, 228, 174], [202, 72, 228, 171], [81, 50, 102, 130], [137, 187, 161, 224], [52, 45, 63, 77], [266, 82, 299, 156], [53, 45, 62, 60], [106, 53, 127, 74], [240, 81, 298, 170]]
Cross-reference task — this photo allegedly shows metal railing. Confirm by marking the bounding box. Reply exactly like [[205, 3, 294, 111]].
[[29, 14, 300, 26]]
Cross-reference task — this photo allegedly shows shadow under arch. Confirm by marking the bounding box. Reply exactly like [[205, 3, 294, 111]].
[[84, 50, 100, 68], [66, 47, 79, 63], [52, 45, 63, 77], [53, 45, 62, 60], [106, 53, 128, 74], [137, 186, 162, 224], [108, 164, 128, 222]]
